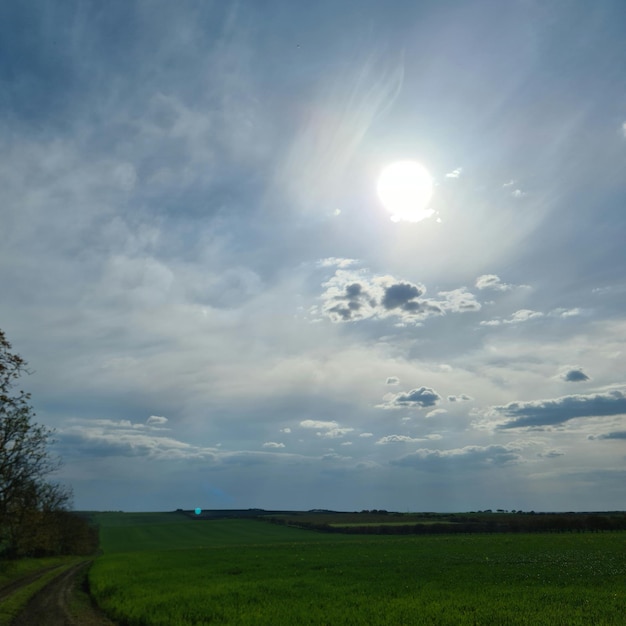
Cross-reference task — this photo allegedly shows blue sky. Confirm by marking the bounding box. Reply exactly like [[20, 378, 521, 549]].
[[1, 0, 625, 512]]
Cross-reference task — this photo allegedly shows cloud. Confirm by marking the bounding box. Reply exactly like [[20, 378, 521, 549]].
[[319, 270, 480, 325], [146, 415, 168, 425], [280, 427, 292, 433], [561, 368, 590, 382], [448, 394, 472, 402], [391, 444, 524, 469], [323, 277, 377, 322], [511, 189, 525, 198], [382, 282, 425, 311], [300, 419, 339, 430], [493, 390, 626, 429], [316, 257, 358, 269], [480, 309, 543, 326], [376, 434, 440, 445], [381, 386, 442, 409], [475, 274, 513, 291], [299, 419, 353, 439], [437, 288, 481, 312], [262, 441, 285, 449], [622, 121, 626, 138], [58, 418, 218, 461], [549, 307, 582, 318], [386, 376, 400, 385], [445, 167, 462, 178], [588, 431, 626, 440], [538, 449, 565, 458], [318, 427, 355, 439], [425, 408, 447, 418], [359, 432, 374, 438]]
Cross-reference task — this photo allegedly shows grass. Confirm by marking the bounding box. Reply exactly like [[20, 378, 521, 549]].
[[329, 521, 456, 527], [88, 513, 626, 625]]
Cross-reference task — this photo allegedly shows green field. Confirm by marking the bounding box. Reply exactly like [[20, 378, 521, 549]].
[[89, 512, 626, 625]]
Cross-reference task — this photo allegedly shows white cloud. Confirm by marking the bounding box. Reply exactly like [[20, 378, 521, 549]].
[[300, 419, 339, 430], [511, 189, 525, 198], [147, 415, 168, 425], [319, 269, 481, 324], [280, 427, 292, 433], [376, 435, 424, 444], [58, 418, 218, 461], [318, 427, 355, 439], [480, 309, 543, 326], [392, 443, 525, 469], [376, 433, 443, 445], [262, 441, 285, 449], [317, 257, 358, 269], [549, 307, 582, 318], [475, 274, 513, 292], [445, 167, 462, 178]]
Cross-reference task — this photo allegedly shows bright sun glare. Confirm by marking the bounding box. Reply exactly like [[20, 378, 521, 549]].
[[377, 160, 434, 223]]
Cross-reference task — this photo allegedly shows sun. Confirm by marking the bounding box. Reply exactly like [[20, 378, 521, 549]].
[[377, 161, 434, 223]]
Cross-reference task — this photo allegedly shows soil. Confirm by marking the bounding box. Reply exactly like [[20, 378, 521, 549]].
[[10, 561, 116, 626], [0, 565, 63, 603]]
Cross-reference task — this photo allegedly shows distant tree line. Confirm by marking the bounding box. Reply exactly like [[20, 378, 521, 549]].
[[0, 329, 98, 558], [262, 512, 626, 535]]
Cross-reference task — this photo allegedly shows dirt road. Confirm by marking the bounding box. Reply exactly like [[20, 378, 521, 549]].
[[0, 565, 63, 603], [10, 561, 116, 626]]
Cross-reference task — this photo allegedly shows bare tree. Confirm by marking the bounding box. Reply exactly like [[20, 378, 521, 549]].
[[0, 329, 70, 556]]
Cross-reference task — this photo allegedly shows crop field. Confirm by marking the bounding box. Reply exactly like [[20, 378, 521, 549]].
[[89, 512, 626, 625]]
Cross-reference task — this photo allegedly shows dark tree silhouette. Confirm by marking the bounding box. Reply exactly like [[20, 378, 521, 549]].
[[0, 329, 88, 557]]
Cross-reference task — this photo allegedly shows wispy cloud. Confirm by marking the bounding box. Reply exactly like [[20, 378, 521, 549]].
[[480, 309, 543, 326], [475, 274, 513, 291], [391, 444, 524, 470]]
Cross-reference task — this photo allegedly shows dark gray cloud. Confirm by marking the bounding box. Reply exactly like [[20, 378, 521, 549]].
[[319, 270, 479, 325], [494, 390, 626, 429], [382, 282, 424, 311], [326, 281, 376, 321], [562, 368, 590, 382], [386, 376, 400, 385], [382, 386, 442, 409], [391, 444, 523, 470]]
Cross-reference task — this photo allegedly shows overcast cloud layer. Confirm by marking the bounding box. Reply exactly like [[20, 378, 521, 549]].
[[2, 0, 625, 512]]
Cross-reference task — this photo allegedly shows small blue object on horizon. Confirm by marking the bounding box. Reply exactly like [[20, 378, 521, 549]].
[[194, 507, 202, 515]]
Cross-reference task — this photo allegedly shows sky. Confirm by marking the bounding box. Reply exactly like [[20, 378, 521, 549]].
[[1, 0, 625, 513]]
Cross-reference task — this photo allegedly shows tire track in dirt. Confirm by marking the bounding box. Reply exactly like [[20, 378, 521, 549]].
[[10, 561, 116, 626], [0, 565, 63, 603]]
